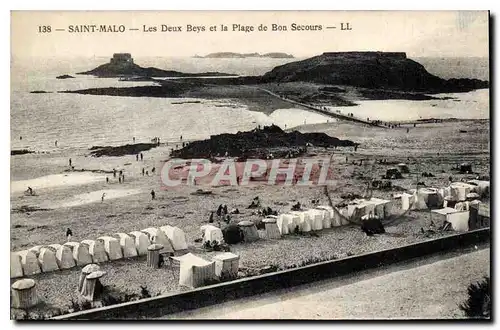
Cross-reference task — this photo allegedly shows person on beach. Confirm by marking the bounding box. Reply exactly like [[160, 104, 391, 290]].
[[101, 193, 106, 202], [66, 228, 73, 242], [122, 174, 125, 183], [133, 137, 136, 143], [146, 170, 149, 176], [407, 128, 410, 133], [140, 153, 143, 161], [151, 167, 155, 174], [55, 140, 58, 147], [142, 168, 145, 176], [136, 154, 139, 161], [113, 168, 117, 178], [151, 190, 155, 200], [27, 187, 34, 196], [69, 158, 72, 167], [106, 177, 109, 183], [180, 135, 183, 141], [20, 136, 22, 140], [118, 176, 122, 184], [346, 156, 348, 163], [119, 170, 123, 176]]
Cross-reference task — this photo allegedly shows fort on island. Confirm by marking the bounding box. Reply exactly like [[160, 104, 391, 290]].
[[110, 53, 134, 65]]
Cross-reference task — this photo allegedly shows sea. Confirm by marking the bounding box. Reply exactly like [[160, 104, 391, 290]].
[[10, 56, 489, 152]]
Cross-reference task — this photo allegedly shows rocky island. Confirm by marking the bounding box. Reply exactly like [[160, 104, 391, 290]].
[[56, 74, 75, 79], [76, 53, 236, 78], [60, 52, 489, 111]]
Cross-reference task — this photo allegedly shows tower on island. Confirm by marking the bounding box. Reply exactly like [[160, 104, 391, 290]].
[[110, 53, 134, 65]]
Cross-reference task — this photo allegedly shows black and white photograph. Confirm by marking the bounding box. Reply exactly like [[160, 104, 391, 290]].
[[9, 10, 490, 320]]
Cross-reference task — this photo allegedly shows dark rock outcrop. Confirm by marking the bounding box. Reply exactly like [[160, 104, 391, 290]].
[[171, 125, 358, 159], [56, 74, 75, 79], [89, 143, 159, 157], [261, 52, 488, 93]]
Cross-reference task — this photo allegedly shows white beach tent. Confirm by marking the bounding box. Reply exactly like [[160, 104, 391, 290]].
[[129, 231, 151, 256], [290, 211, 312, 232], [10, 252, 23, 278], [277, 214, 291, 235], [64, 242, 93, 266], [200, 225, 224, 245], [38, 246, 59, 272], [307, 209, 324, 231], [160, 226, 188, 251], [114, 233, 138, 258], [431, 208, 470, 232], [49, 244, 76, 270], [171, 253, 216, 288], [81, 239, 109, 263], [98, 236, 123, 261], [315, 206, 333, 228], [450, 182, 477, 201], [141, 228, 174, 254], [17, 250, 41, 276]]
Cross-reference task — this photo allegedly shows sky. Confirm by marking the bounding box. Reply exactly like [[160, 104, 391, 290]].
[[11, 11, 489, 58]]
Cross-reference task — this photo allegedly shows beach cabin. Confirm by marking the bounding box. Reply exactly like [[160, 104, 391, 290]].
[[38, 246, 59, 272], [98, 236, 123, 261], [129, 231, 151, 256], [18, 250, 41, 276], [81, 239, 109, 263], [200, 225, 224, 245], [141, 228, 174, 254], [315, 206, 333, 229], [64, 242, 93, 267], [431, 208, 470, 232], [290, 210, 312, 232], [114, 233, 138, 258], [160, 226, 188, 251], [49, 244, 76, 270], [10, 252, 23, 278], [172, 253, 216, 288]]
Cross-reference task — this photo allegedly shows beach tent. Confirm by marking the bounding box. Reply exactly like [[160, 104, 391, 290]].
[[98, 236, 123, 261], [141, 228, 174, 254], [129, 231, 151, 256], [172, 253, 216, 288], [81, 239, 109, 263], [18, 250, 41, 276], [114, 233, 138, 258], [307, 209, 324, 231], [200, 225, 224, 245], [447, 211, 470, 232], [276, 214, 290, 235], [316, 206, 333, 228], [401, 192, 415, 211], [291, 211, 312, 232], [414, 188, 441, 210], [49, 244, 76, 269], [238, 221, 260, 242], [160, 226, 188, 251], [467, 180, 490, 198], [262, 217, 281, 239], [10, 252, 23, 278], [431, 208, 470, 232], [38, 246, 59, 272], [64, 242, 93, 266], [450, 182, 477, 201]]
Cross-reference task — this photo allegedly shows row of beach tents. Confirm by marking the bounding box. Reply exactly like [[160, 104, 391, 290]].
[[11, 225, 189, 279]]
